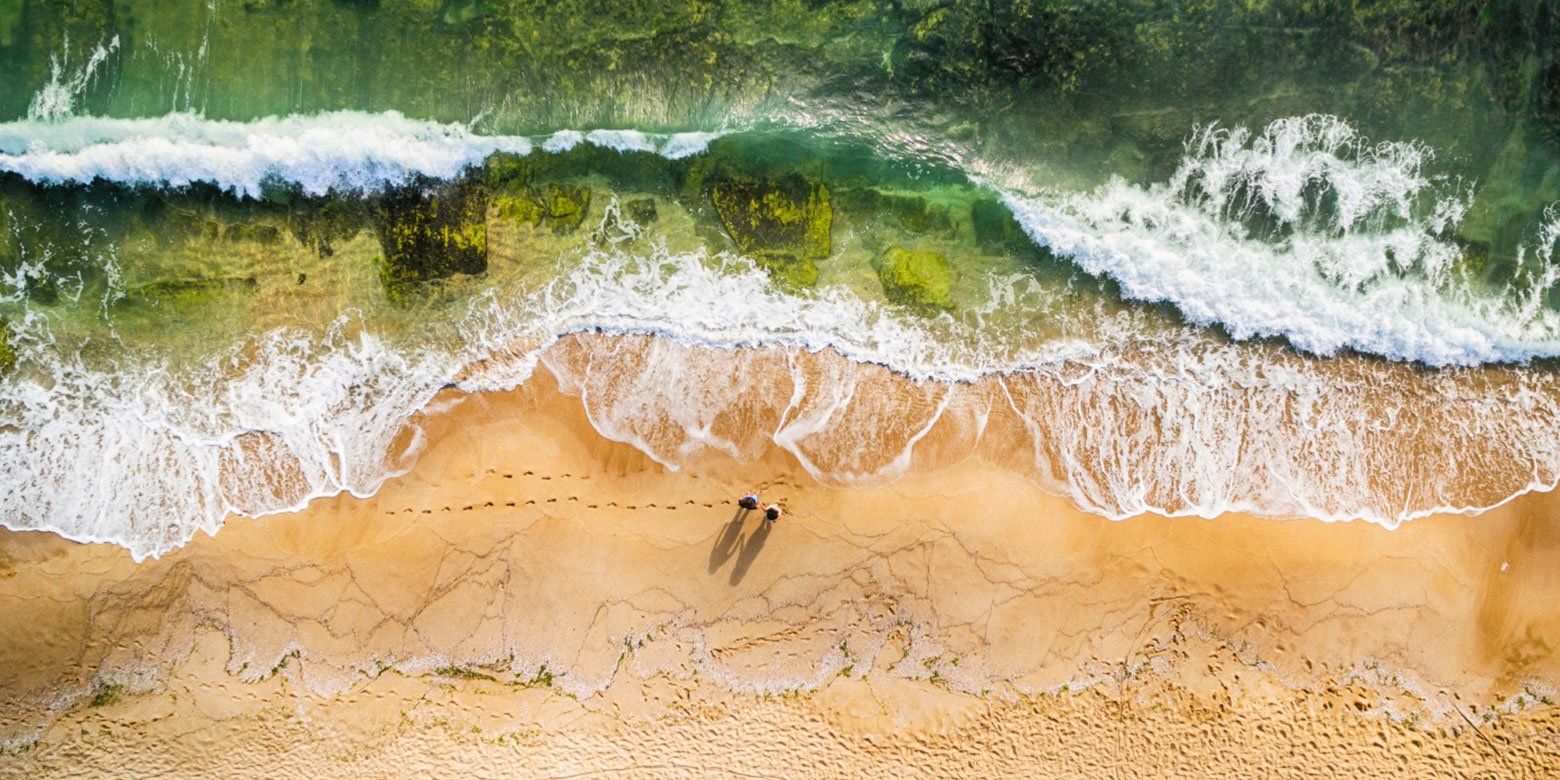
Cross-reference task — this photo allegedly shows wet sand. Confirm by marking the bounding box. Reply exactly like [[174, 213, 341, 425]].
[[2, 339, 1560, 777]]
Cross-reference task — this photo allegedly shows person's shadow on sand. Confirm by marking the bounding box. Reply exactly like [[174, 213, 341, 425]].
[[708, 508, 748, 573], [728, 519, 773, 586]]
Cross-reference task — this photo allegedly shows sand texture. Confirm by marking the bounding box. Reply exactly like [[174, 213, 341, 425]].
[[3, 336, 1560, 777]]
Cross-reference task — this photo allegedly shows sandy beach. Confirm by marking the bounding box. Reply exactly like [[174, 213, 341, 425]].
[[2, 333, 1558, 777]]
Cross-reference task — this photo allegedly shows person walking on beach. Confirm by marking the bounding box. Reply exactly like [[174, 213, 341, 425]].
[[764, 503, 782, 525], [738, 493, 760, 512]]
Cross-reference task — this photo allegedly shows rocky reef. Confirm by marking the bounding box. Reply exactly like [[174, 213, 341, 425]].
[[496, 183, 594, 234], [0, 319, 14, 374], [288, 197, 366, 258], [373, 181, 489, 300], [710, 175, 831, 288], [875, 246, 954, 311]]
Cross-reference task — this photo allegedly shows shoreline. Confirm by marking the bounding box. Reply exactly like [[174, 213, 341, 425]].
[[3, 342, 1560, 775]]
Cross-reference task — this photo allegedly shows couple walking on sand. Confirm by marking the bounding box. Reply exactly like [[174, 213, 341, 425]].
[[737, 493, 782, 524]]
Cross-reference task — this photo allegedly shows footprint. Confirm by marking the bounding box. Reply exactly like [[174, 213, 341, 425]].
[[420, 509, 432, 515], [503, 474, 514, 480], [525, 500, 536, 506], [505, 501, 516, 507], [607, 502, 618, 508], [588, 504, 598, 509], [523, 470, 534, 476], [568, 496, 579, 502], [541, 476, 552, 481], [546, 498, 557, 503], [462, 505, 473, 511], [484, 501, 494, 508], [441, 507, 451, 513]]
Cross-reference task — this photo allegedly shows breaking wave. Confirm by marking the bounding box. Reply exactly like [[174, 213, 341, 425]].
[[0, 111, 723, 197], [1003, 115, 1560, 367]]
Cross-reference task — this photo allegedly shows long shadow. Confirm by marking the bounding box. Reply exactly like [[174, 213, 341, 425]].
[[708, 508, 748, 573], [728, 519, 773, 586]]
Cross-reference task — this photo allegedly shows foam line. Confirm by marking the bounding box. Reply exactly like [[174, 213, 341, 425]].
[[0, 111, 725, 197]]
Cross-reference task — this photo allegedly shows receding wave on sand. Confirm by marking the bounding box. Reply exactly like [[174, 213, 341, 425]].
[[3, 332, 1559, 775]]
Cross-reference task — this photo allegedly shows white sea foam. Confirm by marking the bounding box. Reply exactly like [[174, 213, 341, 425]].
[[0, 310, 451, 558], [0, 111, 725, 197], [1002, 115, 1560, 367], [27, 36, 121, 123]]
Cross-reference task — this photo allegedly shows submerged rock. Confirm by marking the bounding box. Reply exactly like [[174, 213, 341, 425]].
[[970, 197, 1029, 251], [127, 276, 258, 312], [876, 246, 954, 311], [225, 222, 283, 244], [439, 0, 500, 25], [374, 182, 488, 299], [710, 175, 831, 287], [710, 176, 832, 259], [0, 320, 14, 374], [1538, 59, 1560, 148], [625, 198, 658, 226], [289, 197, 366, 257], [839, 188, 954, 235], [496, 183, 593, 234]]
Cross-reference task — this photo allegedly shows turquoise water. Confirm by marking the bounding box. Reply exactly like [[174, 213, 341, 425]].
[[1, 1, 1559, 557]]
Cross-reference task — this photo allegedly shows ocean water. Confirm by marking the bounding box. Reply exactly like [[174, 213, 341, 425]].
[[1, 1, 1559, 559]]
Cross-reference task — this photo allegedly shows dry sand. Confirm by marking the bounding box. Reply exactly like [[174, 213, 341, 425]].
[[3, 338, 1560, 777]]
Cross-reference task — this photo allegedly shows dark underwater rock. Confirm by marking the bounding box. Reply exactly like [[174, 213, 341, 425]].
[[710, 175, 831, 287], [374, 182, 488, 299], [710, 176, 832, 259], [0, 320, 15, 374], [970, 197, 1028, 251], [496, 183, 593, 234], [289, 198, 366, 257], [626, 198, 658, 226], [439, 0, 500, 26], [839, 188, 953, 235]]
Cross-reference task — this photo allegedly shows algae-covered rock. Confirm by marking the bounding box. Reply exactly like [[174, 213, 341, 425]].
[[439, 0, 501, 26], [625, 198, 658, 226], [0, 320, 15, 374], [289, 197, 366, 257], [128, 276, 258, 312], [1538, 59, 1560, 148], [374, 182, 488, 299], [710, 175, 831, 287], [839, 188, 952, 235], [758, 254, 820, 289], [496, 183, 593, 234], [536, 184, 592, 232], [482, 153, 530, 189], [970, 197, 1028, 251], [225, 222, 283, 244], [876, 247, 954, 311]]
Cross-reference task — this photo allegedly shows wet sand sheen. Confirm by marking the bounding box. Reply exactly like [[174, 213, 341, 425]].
[[2, 334, 1559, 775]]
